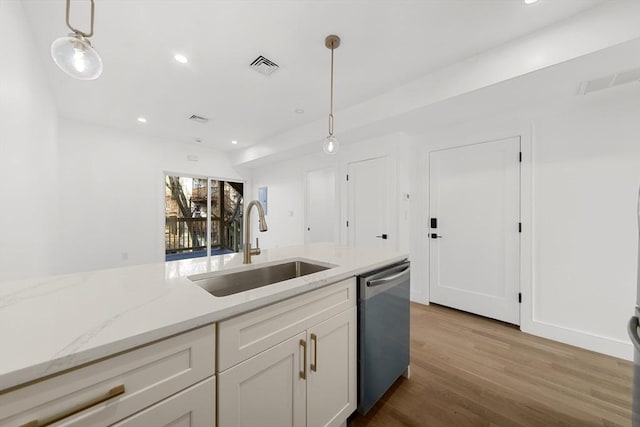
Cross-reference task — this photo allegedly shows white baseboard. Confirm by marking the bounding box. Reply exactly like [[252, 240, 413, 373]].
[[410, 292, 429, 305], [522, 319, 633, 361]]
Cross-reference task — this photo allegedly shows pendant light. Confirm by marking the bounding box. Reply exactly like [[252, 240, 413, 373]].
[[323, 35, 341, 155], [51, 0, 103, 80]]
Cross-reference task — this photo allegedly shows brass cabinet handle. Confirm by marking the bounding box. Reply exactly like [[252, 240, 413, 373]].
[[310, 333, 318, 372], [299, 339, 307, 380], [21, 384, 125, 427]]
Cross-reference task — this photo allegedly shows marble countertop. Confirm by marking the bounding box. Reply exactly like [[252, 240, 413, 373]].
[[0, 243, 407, 391]]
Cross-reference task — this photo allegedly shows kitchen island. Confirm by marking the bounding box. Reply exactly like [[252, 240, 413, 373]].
[[0, 243, 407, 426]]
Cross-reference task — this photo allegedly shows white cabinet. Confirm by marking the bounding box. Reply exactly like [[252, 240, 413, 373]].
[[219, 333, 307, 427], [218, 278, 357, 427], [0, 325, 216, 427]]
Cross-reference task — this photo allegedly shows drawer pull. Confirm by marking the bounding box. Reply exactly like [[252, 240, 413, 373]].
[[21, 384, 125, 427], [310, 333, 318, 372], [300, 339, 307, 380]]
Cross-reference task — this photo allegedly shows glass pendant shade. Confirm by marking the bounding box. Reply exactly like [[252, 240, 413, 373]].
[[51, 34, 103, 80], [323, 135, 339, 155]]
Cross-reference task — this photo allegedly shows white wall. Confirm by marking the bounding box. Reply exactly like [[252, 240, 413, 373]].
[[0, 0, 59, 281], [417, 85, 640, 359], [53, 119, 246, 274], [530, 88, 639, 358]]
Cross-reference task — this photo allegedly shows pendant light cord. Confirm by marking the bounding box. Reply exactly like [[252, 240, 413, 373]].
[[328, 42, 335, 136], [66, 0, 95, 38]]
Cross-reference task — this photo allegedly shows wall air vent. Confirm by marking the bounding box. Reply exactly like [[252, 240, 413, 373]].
[[577, 67, 640, 96], [250, 55, 279, 76], [188, 114, 209, 124]]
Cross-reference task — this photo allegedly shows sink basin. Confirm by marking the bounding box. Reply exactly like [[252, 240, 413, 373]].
[[190, 260, 331, 297]]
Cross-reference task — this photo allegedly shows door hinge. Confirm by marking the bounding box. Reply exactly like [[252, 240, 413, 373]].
[[346, 220, 349, 227], [346, 174, 349, 181], [519, 152, 522, 162], [518, 222, 522, 233], [518, 293, 522, 303]]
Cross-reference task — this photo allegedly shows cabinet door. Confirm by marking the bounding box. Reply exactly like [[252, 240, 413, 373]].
[[219, 333, 307, 427], [307, 307, 357, 427], [110, 376, 215, 427]]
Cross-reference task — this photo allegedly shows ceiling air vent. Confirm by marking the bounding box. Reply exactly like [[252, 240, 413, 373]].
[[577, 67, 640, 96], [188, 114, 209, 124], [250, 55, 279, 76]]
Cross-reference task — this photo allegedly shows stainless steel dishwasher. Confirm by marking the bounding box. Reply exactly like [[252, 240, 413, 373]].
[[357, 259, 410, 414]]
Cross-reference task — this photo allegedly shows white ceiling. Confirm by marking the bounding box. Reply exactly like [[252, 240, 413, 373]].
[[22, 0, 605, 152]]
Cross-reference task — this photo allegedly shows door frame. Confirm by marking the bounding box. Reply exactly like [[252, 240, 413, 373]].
[[420, 125, 533, 330]]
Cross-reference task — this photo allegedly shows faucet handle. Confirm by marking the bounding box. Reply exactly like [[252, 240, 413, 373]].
[[255, 237, 259, 249], [248, 237, 261, 256]]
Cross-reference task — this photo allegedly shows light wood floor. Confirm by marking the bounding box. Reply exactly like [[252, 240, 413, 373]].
[[349, 303, 633, 427]]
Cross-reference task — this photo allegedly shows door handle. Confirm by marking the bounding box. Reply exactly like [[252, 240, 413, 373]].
[[430, 233, 443, 239], [20, 385, 125, 427], [299, 339, 307, 380], [375, 234, 388, 240], [628, 316, 640, 352], [310, 333, 318, 372], [367, 266, 410, 287]]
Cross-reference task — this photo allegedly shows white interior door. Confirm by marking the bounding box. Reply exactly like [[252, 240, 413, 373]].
[[305, 168, 336, 244], [429, 137, 521, 325], [347, 157, 392, 249]]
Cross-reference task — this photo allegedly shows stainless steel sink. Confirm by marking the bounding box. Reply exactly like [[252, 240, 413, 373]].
[[190, 260, 331, 297]]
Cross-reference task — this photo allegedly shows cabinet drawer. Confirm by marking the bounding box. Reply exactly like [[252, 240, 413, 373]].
[[0, 324, 215, 427], [218, 278, 355, 372], [111, 377, 215, 427]]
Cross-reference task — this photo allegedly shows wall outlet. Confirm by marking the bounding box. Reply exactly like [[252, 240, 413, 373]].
[[121, 252, 129, 261]]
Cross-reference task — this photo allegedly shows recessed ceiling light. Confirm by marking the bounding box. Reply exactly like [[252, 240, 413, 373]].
[[295, 109, 305, 114], [174, 54, 188, 64], [523, 0, 539, 4], [231, 140, 238, 145], [137, 117, 147, 123]]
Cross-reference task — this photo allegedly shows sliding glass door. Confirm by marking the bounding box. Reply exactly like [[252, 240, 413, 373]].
[[165, 174, 243, 261]]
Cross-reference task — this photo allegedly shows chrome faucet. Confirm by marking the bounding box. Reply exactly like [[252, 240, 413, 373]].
[[243, 200, 268, 264]]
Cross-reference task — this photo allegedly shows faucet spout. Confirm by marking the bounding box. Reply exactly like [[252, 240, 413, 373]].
[[243, 200, 268, 264]]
